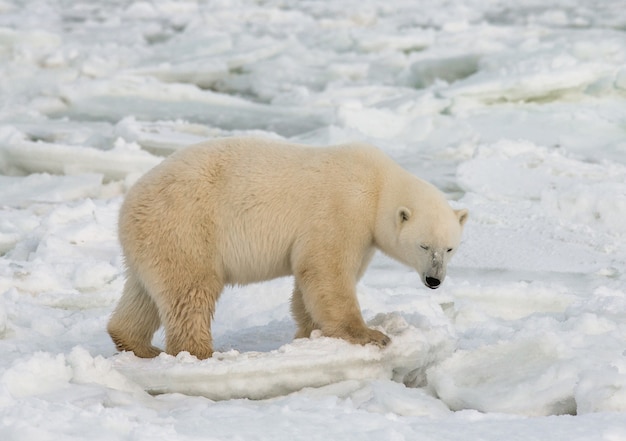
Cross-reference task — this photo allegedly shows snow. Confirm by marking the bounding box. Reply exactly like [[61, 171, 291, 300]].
[[1, 0, 626, 439]]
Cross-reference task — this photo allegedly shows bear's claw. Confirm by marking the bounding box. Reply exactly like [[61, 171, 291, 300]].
[[329, 326, 390, 348], [365, 329, 391, 347]]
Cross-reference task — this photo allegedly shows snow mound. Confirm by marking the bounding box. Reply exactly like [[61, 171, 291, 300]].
[[576, 363, 626, 414], [428, 335, 578, 416], [429, 284, 626, 416], [112, 313, 455, 400]]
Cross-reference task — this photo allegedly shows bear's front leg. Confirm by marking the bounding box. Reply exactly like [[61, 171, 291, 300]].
[[294, 263, 390, 348]]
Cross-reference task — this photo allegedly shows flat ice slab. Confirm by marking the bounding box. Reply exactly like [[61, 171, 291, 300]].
[[112, 313, 454, 400]]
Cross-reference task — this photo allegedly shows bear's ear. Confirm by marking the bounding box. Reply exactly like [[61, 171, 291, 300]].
[[397, 207, 411, 226], [455, 209, 469, 227]]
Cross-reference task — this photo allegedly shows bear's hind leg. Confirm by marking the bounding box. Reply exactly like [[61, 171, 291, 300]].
[[108, 273, 162, 358], [291, 284, 320, 339], [162, 277, 223, 360]]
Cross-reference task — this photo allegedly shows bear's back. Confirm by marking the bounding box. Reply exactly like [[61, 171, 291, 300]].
[[120, 137, 391, 285]]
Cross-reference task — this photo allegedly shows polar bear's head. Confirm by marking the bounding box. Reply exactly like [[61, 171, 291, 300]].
[[376, 184, 468, 289], [398, 205, 468, 289]]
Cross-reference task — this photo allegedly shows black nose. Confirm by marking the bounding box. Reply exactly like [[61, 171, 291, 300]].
[[425, 277, 441, 289]]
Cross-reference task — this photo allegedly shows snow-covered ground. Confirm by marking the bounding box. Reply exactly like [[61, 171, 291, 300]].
[[2, 0, 626, 439]]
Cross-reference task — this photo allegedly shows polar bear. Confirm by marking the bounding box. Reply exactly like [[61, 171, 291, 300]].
[[107, 137, 468, 359]]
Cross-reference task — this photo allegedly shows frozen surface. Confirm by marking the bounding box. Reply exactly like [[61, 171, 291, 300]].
[[1, 0, 626, 439]]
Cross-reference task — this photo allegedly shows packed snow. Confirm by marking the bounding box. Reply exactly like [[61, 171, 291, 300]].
[[1, 0, 626, 439]]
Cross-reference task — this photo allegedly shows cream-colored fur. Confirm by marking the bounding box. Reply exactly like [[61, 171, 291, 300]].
[[107, 137, 468, 359]]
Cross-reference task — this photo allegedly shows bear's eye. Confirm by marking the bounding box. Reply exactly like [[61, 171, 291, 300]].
[[420, 245, 429, 251], [447, 248, 453, 253]]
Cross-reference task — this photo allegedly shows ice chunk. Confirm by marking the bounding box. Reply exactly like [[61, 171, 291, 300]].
[[0, 137, 161, 181], [0, 174, 103, 208]]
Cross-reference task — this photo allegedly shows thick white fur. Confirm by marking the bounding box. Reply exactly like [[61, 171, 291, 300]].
[[107, 137, 468, 359]]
